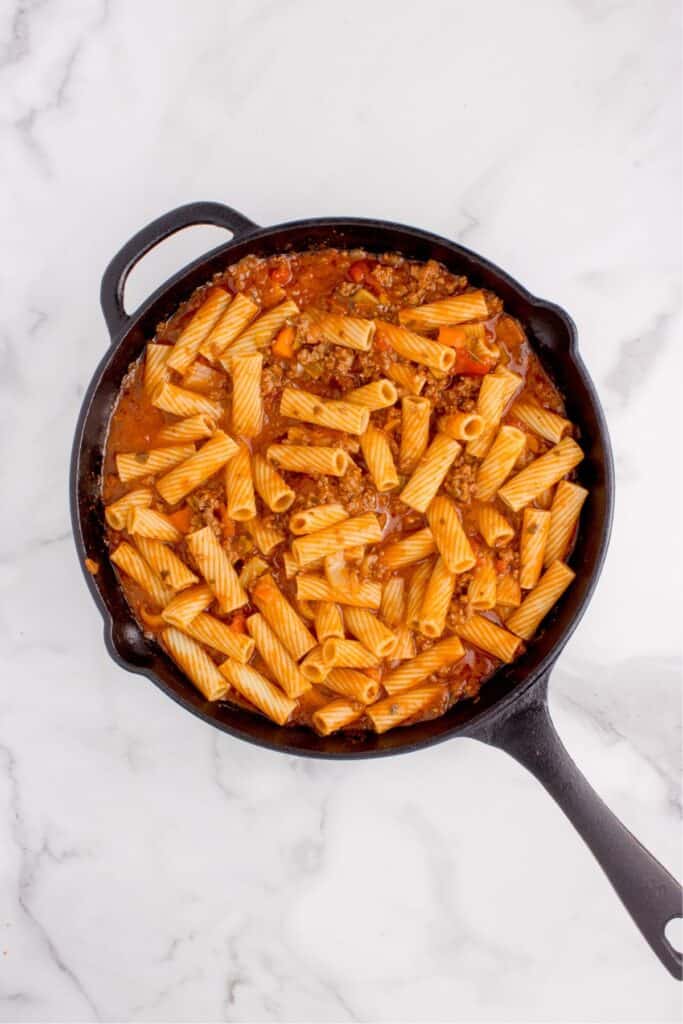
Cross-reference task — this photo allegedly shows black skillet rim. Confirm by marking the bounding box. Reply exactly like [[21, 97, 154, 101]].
[[70, 215, 615, 758]]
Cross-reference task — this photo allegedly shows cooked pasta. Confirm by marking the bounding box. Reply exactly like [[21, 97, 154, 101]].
[[405, 558, 434, 631], [110, 542, 173, 607], [156, 431, 238, 506], [398, 290, 489, 330], [267, 445, 350, 477], [252, 453, 295, 513], [506, 561, 576, 639], [105, 488, 153, 531], [519, 508, 552, 589], [312, 698, 364, 736], [186, 613, 255, 663], [144, 344, 172, 395], [225, 443, 257, 522], [199, 293, 260, 361], [290, 504, 348, 536], [295, 574, 382, 609], [133, 536, 198, 591], [220, 299, 299, 359], [511, 397, 571, 444], [250, 574, 316, 659], [467, 367, 522, 458], [314, 601, 344, 641], [375, 321, 456, 373], [219, 659, 296, 725], [379, 576, 406, 628], [116, 445, 195, 484], [383, 636, 464, 695], [310, 312, 376, 351], [186, 526, 246, 614], [161, 583, 214, 629], [167, 286, 232, 374], [291, 513, 382, 568], [104, 247, 588, 734], [281, 387, 369, 435], [475, 504, 515, 548], [381, 528, 436, 569], [426, 495, 475, 573], [475, 425, 526, 501], [162, 627, 229, 701], [455, 614, 522, 663], [245, 518, 285, 556], [347, 378, 398, 410], [343, 606, 397, 658], [417, 556, 456, 638], [400, 433, 460, 512], [247, 613, 310, 698], [180, 360, 225, 393], [367, 683, 445, 733], [399, 396, 431, 473], [151, 380, 222, 421], [544, 481, 588, 566], [439, 411, 484, 442], [156, 414, 216, 445], [126, 507, 182, 543], [386, 361, 426, 395], [468, 556, 497, 611], [324, 668, 380, 704], [361, 425, 399, 492], [498, 438, 584, 512], [231, 352, 263, 438]]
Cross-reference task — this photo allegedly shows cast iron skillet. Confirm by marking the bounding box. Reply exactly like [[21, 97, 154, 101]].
[[71, 202, 682, 977]]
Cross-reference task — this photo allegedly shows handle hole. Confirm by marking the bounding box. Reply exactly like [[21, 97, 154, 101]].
[[123, 224, 233, 315], [664, 916, 682, 953]]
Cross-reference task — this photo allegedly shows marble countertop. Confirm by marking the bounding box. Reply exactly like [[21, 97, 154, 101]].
[[1, 0, 680, 1020]]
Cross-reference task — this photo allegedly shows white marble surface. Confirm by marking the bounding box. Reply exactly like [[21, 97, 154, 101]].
[[0, 0, 681, 1020]]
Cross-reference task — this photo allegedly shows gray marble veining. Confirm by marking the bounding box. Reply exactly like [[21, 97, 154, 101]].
[[0, 0, 680, 1020]]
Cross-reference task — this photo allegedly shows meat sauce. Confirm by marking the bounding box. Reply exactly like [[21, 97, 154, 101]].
[[102, 248, 571, 732]]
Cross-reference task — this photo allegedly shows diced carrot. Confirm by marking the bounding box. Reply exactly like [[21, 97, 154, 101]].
[[272, 324, 295, 359], [228, 613, 247, 633], [438, 326, 467, 348], [452, 349, 491, 375], [166, 506, 193, 532], [349, 259, 371, 283]]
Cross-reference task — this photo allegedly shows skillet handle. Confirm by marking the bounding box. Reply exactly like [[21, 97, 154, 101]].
[[100, 202, 258, 337], [480, 676, 682, 979]]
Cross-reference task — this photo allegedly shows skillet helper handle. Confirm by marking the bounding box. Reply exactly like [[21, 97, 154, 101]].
[[484, 679, 682, 979], [100, 202, 258, 337]]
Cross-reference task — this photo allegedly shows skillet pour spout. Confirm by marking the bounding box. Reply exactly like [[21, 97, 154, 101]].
[[71, 201, 682, 978]]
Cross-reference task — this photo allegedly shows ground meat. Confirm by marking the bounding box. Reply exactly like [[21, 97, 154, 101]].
[[443, 457, 477, 503], [428, 374, 482, 413], [187, 485, 224, 535]]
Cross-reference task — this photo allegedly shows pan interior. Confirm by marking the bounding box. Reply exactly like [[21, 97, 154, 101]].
[[72, 218, 613, 758]]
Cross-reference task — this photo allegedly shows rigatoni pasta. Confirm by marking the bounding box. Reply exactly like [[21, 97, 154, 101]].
[[199, 293, 260, 361], [361, 425, 399, 492], [156, 431, 238, 506], [281, 387, 369, 435], [104, 246, 588, 733], [231, 352, 263, 438], [186, 526, 247, 614], [167, 286, 232, 374]]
